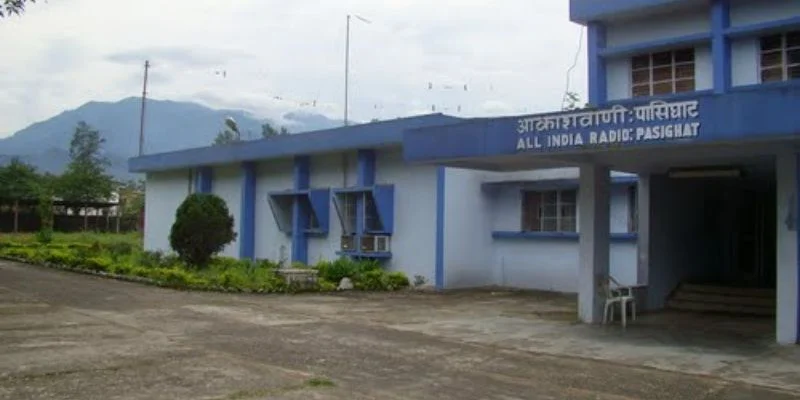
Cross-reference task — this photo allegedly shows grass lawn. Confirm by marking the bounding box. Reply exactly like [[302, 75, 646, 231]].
[[0, 232, 409, 293]]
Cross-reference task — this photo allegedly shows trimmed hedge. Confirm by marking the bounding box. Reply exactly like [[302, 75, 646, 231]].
[[0, 237, 410, 294]]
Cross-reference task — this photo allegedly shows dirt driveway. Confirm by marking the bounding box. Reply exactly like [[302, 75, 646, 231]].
[[0, 260, 797, 400]]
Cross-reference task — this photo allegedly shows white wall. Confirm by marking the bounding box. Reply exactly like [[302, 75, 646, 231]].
[[776, 152, 798, 345], [492, 241, 637, 292], [212, 165, 242, 258], [443, 168, 493, 289], [487, 183, 638, 292], [306, 152, 357, 265], [253, 158, 294, 263], [605, 7, 709, 48], [144, 170, 191, 253], [732, 38, 759, 87], [730, 0, 800, 26], [375, 149, 438, 283]]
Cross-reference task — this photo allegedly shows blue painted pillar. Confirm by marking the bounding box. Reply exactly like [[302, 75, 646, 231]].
[[711, 0, 731, 94], [196, 166, 213, 194], [356, 150, 376, 235], [435, 167, 446, 290], [587, 22, 607, 107], [239, 162, 256, 260], [291, 156, 310, 265]]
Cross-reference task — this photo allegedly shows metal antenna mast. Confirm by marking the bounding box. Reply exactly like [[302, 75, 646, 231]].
[[138, 60, 150, 156]]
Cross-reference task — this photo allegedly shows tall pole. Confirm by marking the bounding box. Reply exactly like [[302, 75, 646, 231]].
[[344, 15, 350, 127], [138, 60, 150, 156]]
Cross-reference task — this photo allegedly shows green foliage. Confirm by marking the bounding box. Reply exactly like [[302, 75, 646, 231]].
[[385, 272, 410, 290], [0, 157, 41, 200], [355, 269, 388, 291], [35, 228, 53, 245], [413, 274, 428, 287], [169, 193, 236, 267], [261, 123, 289, 138], [57, 122, 114, 207], [316, 258, 359, 283]]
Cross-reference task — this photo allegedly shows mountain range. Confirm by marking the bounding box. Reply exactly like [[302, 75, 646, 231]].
[[0, 97, 343, 179]]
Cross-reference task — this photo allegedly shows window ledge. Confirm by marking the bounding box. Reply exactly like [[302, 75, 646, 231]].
[[491, 231, 638, 242], [730, 80, 800, 93], [304, 229, 328, 237], [336, 251, 393, 259]]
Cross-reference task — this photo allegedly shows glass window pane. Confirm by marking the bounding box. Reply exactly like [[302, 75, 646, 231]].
[[632, 84, 651, 97], [788, 49, 800, 65], [761, 67, 784, 82], [560, 205, 576, 219], [652, 51, 672, 66], [787, 31, 800, 48], [631, 55, 650, 69], [761, 34, 783, 51], [653, 81, 673, 95], [541, 205, 558, 218], [675, 64, 695, 79], [541, 218, 557, 232], [674, 48, 694, 63], [542, 191, 557, 204], [631, 68, 650, 84], [559, 218, 577, 233], [652, 65, 673, 81], [560, 190, 576, 204], [675, 79, 695, 93], [789, 66, 800, 80], [761, 51, 783, 68]]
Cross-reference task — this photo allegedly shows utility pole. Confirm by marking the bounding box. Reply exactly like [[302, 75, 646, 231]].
[[344, 14, 371, 127], [138, 60, 150, 156], [344, 15, 350, 126]]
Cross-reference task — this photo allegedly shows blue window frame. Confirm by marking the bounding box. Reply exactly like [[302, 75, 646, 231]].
[[267, 189, 330, 236], [332, 185, 395, 259]]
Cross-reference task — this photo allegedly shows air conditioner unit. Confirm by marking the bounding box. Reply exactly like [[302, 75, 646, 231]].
[[360, 235, 376, 252], [375, 235, 391, 252], [341, 235, 355, 251]]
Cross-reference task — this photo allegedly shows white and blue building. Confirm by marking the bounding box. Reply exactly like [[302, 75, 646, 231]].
[[130, 0, 800, 344]]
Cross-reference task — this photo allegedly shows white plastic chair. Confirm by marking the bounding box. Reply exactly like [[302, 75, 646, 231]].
[[603, 276, 636, 328]]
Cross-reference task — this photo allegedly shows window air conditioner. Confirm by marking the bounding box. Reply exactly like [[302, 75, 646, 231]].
[[375, 235, 390, 252], [341, 235, 355, 251]]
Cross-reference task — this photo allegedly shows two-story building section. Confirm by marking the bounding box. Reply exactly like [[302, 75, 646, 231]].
[[131, 0, 799, 345]]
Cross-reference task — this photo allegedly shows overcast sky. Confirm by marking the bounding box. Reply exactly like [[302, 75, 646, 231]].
[[0, 0, 587, 137]]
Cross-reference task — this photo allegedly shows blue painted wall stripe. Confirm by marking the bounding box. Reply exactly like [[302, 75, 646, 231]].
[[587, 22, 607, 107], [711, 0, 731, 95], [291, 156, 310, 265], [796, 153, 800, 344], [239, 162, 256, 260], [435, 166, 445, 290], [357, 149, 376, 187], [197, 166, 213, 194]]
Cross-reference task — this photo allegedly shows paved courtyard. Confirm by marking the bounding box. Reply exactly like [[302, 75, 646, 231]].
[[1, 260, 799, 400]]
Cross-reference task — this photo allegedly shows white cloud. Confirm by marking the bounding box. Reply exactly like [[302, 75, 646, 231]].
[[0, 0, 587, 136]]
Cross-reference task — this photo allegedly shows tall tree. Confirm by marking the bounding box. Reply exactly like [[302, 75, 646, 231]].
[[261, 122, 289, 138], [1, 0, 36, 18], [58, 122, 115, 228], [0, 157, 41, 200]]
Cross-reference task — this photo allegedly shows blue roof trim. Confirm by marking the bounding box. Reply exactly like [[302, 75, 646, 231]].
[[570, 0, 693, 23], [725, 15, 800, 39], [129, 114, 461, 173]]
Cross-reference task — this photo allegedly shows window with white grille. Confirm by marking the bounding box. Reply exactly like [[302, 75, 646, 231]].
[[521, 190, 577, 233], [631, 48, 695, 97], [760, 30, 800, 83]]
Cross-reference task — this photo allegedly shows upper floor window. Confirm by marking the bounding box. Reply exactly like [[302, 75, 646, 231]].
[[760, 31, 800, 83], [631, 48, 695, 97], [521, 190, 577, 233]]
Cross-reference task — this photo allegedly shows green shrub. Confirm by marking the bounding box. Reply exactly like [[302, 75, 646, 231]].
[[138, 250, 165, 268], [318, 279, 337, 292], [316, 258, 358, 283], [84, 256, 112, 272], [356, 259, 382, 273], [256, 259, 281, 270], [169, 193, 236, 268], [44, 249, 75, 266], [2, 247, 35, 260], [355, 269, 388, 291], [385, 272, 410, 290], [291, 261, 309, 269], [107, 241, 135, 261], [109, 262, 134, 275], [35, 228, 53, 245]]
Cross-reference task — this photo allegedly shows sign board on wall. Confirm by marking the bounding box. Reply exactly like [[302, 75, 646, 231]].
[[516, 99, 701, 151]]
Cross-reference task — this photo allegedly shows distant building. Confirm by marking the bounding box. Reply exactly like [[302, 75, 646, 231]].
[[131, 0, 800, 345]]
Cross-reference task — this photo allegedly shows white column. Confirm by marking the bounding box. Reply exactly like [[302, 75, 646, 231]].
[[578, 164, 611, 323], [776, 152, 798, 345], [636, 175, 650, 287]]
